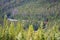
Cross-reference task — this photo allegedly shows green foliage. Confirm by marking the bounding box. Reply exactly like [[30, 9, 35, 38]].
[[0, 17, 60, 40], [0, 0, 60, 40], [1, 0, 60, 20]]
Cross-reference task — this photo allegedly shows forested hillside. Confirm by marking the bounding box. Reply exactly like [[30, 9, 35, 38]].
[[0, 0, 60, 21]]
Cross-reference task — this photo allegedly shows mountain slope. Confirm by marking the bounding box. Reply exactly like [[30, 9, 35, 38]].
[[15, 0, 60, 20], [0, 0, 60, 20]]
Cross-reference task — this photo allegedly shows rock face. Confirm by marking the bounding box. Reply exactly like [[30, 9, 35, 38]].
[[7, 18, 18, 27], [7, 18, 18, 22]]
